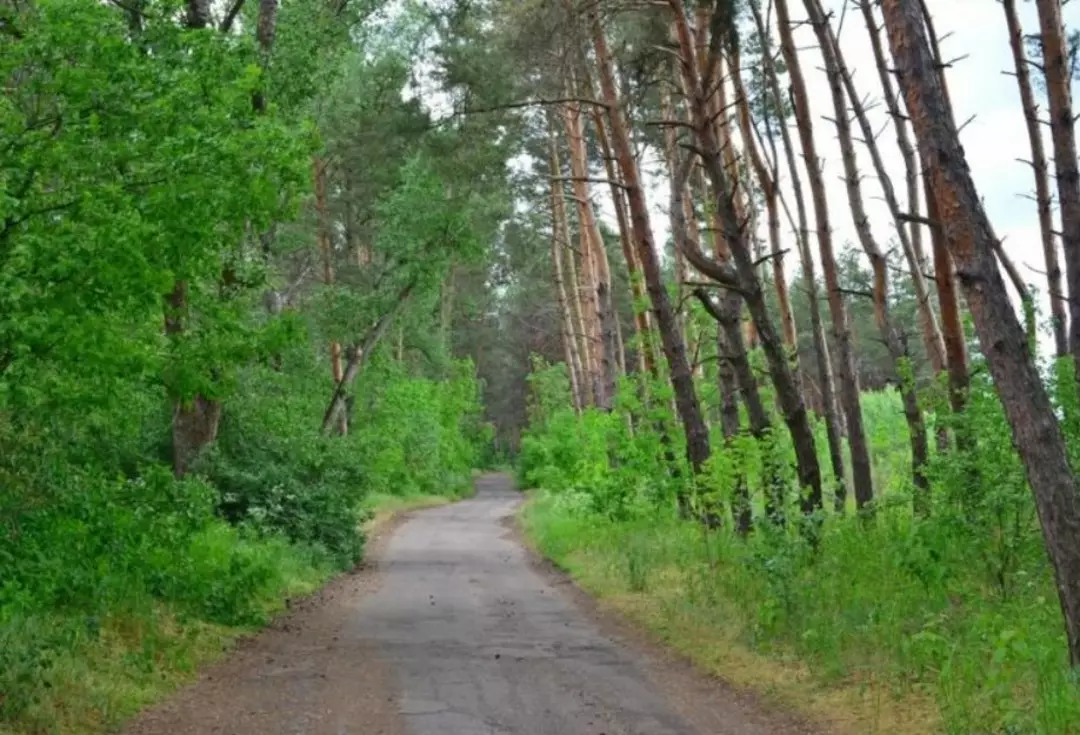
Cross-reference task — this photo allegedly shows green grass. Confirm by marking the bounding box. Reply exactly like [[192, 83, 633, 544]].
[[521, 485, 1080, 735], [0, 490, 463, 735]]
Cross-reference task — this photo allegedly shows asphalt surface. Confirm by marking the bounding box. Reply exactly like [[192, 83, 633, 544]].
[[125, 473, 819, 735]]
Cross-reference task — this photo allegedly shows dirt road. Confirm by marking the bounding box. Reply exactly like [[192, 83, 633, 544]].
[[126, 474, 819, 735]]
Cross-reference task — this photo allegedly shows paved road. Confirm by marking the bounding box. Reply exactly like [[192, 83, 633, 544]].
[[126, 474, 815, 735]]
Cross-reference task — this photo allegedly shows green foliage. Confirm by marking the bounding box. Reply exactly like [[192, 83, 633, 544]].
[[0, 1, 502, 731], [520, 351, 1080, 733]]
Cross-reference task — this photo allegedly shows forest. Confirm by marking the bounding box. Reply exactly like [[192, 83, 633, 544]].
[[3, 0, 1080, 733]]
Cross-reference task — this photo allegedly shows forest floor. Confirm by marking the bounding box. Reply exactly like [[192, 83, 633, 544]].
[[122, 473, 824, 735]]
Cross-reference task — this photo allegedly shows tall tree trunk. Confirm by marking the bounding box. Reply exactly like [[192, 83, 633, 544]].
[[562, 101, 605, 407], [882, 0, 1080, 669], [670, 1, 822, 517], [731, 46, 796, 354], [592, 15, 711, 504], [564, 203, 594, 403], [185, 0, 211, 28], [169, 0, 241, 476], [775, 0, 873, 512], [856, 0, 948, 374], [314, 157, 347, 435], [929, 180, 971, 419], [549, 132, 586, 412], [748, 0, 845, 510], [567, 90, 621, 403], [661, 88, 700, 375], [707, 45, 759, 355], [251, 0, 278, 113], [1034, 0, 1080, 370], [590, 102, 655, 377], [805, 0, 929, 513]]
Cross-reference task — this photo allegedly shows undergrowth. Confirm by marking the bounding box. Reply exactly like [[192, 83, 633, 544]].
[[0, 349, 489, 735], [518, 359, 1080, 735]]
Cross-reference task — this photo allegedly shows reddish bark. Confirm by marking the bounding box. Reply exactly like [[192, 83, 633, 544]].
[[591, 15, 711, 494], [775, 0, 874, 510]]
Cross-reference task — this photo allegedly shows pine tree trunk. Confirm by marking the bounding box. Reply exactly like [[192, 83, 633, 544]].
[[805, 0, 929, 513], [660, 88, 702, 376], [570, 92, 622, 397], [591, 16, 711, 499], [882, 0, 1080, 669], [731, 47, 796, 353], [670, 1, 821, 516], [1034, 0, 1080, 367], [562, 102, 604, 407], [549, 131, 586, 412], [715, 291, 753, 535], [563, 206, 594, 404], [315, 157, 348, 435], [859, 0, 947, 374], [749, 0, 845, 511], [590, 103, 656, 377], [776, 0, 873, 511], [928, 181, 971, 419]]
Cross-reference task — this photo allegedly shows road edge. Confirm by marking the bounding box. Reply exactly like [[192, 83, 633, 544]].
[[510, 492, 827, 735]]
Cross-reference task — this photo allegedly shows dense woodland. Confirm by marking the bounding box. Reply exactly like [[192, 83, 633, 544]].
[[4, 0, 1080, 733]]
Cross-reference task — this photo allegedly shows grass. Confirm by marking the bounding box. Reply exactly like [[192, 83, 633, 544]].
[[0, 490, 462, 735], [520, 489, 1080, 735]]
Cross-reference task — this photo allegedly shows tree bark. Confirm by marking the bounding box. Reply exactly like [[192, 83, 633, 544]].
[[251, 0, 278, 113], [321, 282, 415, 435], [563, 199, 594, 403], [856, 0, 948, 375], [589, 101, 655, 378], [660, 90, 694, 363], [730, 45, 796, 354], [1034, 0, 1080, 369], [567, 93, 621, 405], [549, 130, 586, 412], [185, 0, 211, 28], [592, 15, 711, 499], [670, 1, 822, 517], [776, 0, 875, 510], [882, 0, 1080, 667], [805, 0, 929, 514], [929, 180, 971, 419], [561, 101, 606, 407], [314, 157, 347, 435], [748, 0, 845, 511]]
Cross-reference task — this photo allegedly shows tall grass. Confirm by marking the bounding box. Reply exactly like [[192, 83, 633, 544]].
[[518, 363, 1080, 734]]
